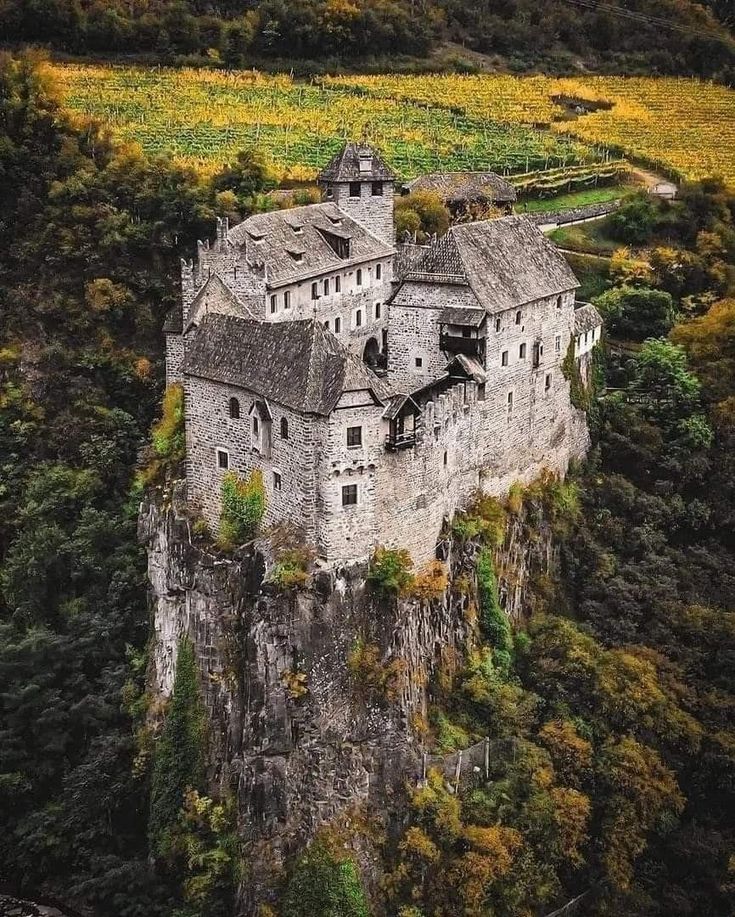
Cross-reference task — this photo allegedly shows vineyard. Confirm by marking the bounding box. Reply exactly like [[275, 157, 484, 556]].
[[51, 64, 735, 186], [51, 65, 604, 180]]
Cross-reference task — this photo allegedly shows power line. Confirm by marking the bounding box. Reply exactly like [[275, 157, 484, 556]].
[[558, 0, 735, 45]]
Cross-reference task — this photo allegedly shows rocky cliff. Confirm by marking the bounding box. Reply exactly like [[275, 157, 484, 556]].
[[139, 483, 559, 912]]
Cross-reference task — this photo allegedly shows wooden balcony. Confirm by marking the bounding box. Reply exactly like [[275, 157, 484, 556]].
[[385, 430, 416, 451], [440, 334, 485, 359]]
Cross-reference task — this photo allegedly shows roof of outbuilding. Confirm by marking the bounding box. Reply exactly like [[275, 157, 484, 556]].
[[184, 314, 389, 415], [317, 142, 395, 183], [406, 216, 579, 313], [574, 302, 603, 334], [406, 171, 517, 203], [227, 202, 393, 286]]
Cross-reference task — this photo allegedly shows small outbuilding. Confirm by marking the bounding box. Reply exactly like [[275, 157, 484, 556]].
[[650, 180, 678, 201], [404, 171, 517, 216]]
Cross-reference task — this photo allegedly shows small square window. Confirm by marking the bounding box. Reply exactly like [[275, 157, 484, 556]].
[[273, 471, 282, 490], [342, 484, 358, 506], [545, 373, 552, 391], [501, 350, 509, 367], [334, 316, 342, 333], [270, 294, 277, 314], [415, 357, 423, 368], [216, 449, 229, 470], [519, 343, 527, 359], [375, 302, 381, 320], [349, 182, 361, 198], [376, 263, 382, 280], [371, 181, 383, 196], [347, 426, 362, 448]]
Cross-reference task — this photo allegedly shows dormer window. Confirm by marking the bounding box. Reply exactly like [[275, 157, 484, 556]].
[[249, 232, 264, 244], [287, 249, 305, 263], [349, 182, 361, 198], [328, 215, 342, 226], [291, 224, 303, 234]]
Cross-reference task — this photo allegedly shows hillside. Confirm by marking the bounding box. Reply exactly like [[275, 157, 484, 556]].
[[1, 0, 734, 80]]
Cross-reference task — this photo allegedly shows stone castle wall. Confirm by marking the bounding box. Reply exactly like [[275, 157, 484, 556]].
[[184, 375, 326, 544]]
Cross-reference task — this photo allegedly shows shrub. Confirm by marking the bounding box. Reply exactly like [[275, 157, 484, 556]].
[[266, 524, 315, 591], [367, 546, 415, 597], [477, 549, 512, 655], [283, 837, 369, 917], [347, 639, 406, 703], [452, 492, 507, 546], [594, 284, 675, 340], [562, 338, 590, 411], [411, 561, 449, 600], [218, 469, 265, 549], [138, 383, 186, 486]]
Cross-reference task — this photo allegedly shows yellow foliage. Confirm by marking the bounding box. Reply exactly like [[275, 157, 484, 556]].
[[549, 786, 591, 866], [410, 561, 449, 601], [538, 719, 592, 786], [399, 826, 440, 864]]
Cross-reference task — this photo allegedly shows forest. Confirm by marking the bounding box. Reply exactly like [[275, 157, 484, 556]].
[[1, 0, 734, 80], [0, 50, 734, 916]]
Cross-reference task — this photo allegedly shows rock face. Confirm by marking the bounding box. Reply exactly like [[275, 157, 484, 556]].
[[139, 483, 559, 912]]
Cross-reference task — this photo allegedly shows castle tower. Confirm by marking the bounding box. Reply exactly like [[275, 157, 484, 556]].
[[317, 142, 396, 246]]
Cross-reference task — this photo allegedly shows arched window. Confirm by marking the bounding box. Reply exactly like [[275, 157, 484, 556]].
[[229, 397, 240, 419], [281, 417, 289, 439]]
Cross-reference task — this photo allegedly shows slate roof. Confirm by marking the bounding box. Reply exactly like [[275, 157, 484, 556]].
[[406, 172, 517, 203], [448, 353, 487, 383], [574, 302, 603, 335], [227, 202, 393, 286], [317, 142, 395, 183], [184, 314, 389, 415], [406, 216, 579, 313], [439, 306, 486, 327]]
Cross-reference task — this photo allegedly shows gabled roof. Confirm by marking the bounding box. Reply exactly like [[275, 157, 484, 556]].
[[317, 142, 395, 183], [406, 171, 517, 203], [406, 216, 579, 313], [382, 393, 420, 421], [574, 302, 603, 335], [186, 273, 254, 328], [227, 202, 393, 286], [184, 315, 389, 416]]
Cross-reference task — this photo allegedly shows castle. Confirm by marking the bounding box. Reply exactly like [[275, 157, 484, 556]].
[[165, 142, 602, 565]]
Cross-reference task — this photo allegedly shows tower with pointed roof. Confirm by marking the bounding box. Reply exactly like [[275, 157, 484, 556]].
[[317, 142, 396, 247]]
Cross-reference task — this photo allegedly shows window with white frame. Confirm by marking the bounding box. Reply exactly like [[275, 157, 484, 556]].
[[284, 290, 291, 310], [356, 268, 363, 286], [216, 448, 229, 470], [519, 342, 527, 359], [376, 263, 382, 280], [501, 350, 509, 366], [555, 334, 561, 353], [355, 309, 362, 328], [507, 391, 514, 418], [273, 471, 282, 491], [334, 316, 342, 333], [495, 317, 501, 332], [515, 310, 522, 325], [311, 282, 318, 301], [375, 302, 381, 320], [335, 275, 341, 293], [270, 294, 277, 314], [324, 277, 330, 296]]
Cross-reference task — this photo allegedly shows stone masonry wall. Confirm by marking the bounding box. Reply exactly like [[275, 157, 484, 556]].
[[329, 180, 395, 246], [184, 375, 326, 545]]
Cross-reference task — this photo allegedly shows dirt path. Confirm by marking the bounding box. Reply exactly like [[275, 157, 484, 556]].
[[629, 164, 674, 191]]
